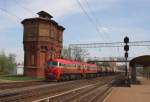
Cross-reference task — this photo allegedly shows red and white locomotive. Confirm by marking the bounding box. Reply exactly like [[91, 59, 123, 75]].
[[45, 58, 114, 81]]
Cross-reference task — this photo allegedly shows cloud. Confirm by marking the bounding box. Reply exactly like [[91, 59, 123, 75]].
[[3, 0, 121, 20], [0, 0, 84, 63], [0, 0, 150, 62], [98, 26, 110, 33], [10, 0, 81, 19], [109, 26, 149, 41]]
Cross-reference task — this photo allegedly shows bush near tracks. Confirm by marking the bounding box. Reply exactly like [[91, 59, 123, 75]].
[[0, 75, 44, 81]]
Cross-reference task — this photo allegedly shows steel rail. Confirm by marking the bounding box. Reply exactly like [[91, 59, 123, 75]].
[[32, 84, 97, 102]]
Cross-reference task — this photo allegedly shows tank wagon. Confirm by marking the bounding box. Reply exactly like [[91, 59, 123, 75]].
[[45, 59, 115, 81]]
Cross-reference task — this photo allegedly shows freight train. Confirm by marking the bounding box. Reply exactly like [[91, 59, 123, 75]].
[[45, 58, 116, 81]]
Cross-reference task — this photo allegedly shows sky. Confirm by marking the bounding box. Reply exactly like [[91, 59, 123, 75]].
[[0, 0, 150, 63]]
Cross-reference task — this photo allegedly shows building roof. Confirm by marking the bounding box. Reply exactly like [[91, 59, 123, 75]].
[[37, 11, 53, 19], [21, 11, 65, 31], [58, 25, 65, 30], [130, 55, 150, 67]]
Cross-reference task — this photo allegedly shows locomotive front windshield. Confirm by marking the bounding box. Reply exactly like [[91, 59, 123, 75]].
[[48, 61, 58, 67]]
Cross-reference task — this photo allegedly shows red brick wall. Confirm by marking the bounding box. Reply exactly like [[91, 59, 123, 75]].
[[24, 68, 37, 77], [22, 17, 64, 78]]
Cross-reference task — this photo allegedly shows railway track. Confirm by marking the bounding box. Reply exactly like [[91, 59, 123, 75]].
[[0, 81, 49, 90], [33, 79, 113, 102], [0, 75, 119, 102]]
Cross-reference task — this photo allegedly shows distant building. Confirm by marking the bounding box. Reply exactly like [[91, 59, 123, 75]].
[[22, 11, 65, 78], [16, 64, 24, 75], [12, 64, 24, 75]]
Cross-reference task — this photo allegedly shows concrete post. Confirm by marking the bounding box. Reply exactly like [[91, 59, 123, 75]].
[[68, 46, 71, 59], [131, 65, 136, 83]]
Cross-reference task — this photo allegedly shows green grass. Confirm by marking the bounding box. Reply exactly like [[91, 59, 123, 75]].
[[0, 75, 44, 81]]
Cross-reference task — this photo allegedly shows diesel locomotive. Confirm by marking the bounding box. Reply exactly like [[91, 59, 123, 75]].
[[45, 58, 115, 81]]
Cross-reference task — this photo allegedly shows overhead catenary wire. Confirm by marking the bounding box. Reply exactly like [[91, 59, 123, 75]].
[[0, 0, 38, 22], [76, 0, 107, 42], [69, 40, 150, 48], [13, 0, 37, 16], [69, 40, 150, 61], [76, 0, 115, 63], [83, 0, 111, 40], [0, 7, 22, 21]]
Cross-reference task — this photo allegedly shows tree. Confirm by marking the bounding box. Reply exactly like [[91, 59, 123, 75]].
[[61, 47, 70, 59], [72, 47, 89, 61], [0, 51, 7, 72], [61, 46, 89, 61], [0, 51, 16, 74], [7, 54, 16, 73]]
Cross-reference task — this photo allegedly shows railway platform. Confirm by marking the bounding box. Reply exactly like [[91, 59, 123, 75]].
[[104, 77, 150, 102]]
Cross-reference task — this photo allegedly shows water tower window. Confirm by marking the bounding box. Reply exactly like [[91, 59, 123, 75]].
[[31, 54, 35, 66], [51, 31, 55, 38]]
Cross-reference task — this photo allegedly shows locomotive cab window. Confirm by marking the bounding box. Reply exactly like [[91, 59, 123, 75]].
[[48, 61, 58, 67], [59, 63, 65, 67]]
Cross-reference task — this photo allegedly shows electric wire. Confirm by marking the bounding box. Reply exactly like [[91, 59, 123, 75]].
[[76, 0, 107, 42], [0, 7, 22, 21], [83, 0, 111, 41], [13, 0, 37, 16], [83, 0, 114, 58]]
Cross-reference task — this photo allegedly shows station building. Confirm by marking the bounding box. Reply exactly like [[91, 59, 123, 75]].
[[22, 11, 65, 78]]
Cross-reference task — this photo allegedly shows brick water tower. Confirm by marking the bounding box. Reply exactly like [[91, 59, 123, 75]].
[[22, 11, 65, 78]]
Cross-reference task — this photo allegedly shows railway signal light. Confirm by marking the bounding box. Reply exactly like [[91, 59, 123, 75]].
[[124, 45, 129, 52], [125, 52, 128, 58], [124, 36, 129, 44], [124, 36, 129, 77], [124, 36, 129, 59]]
